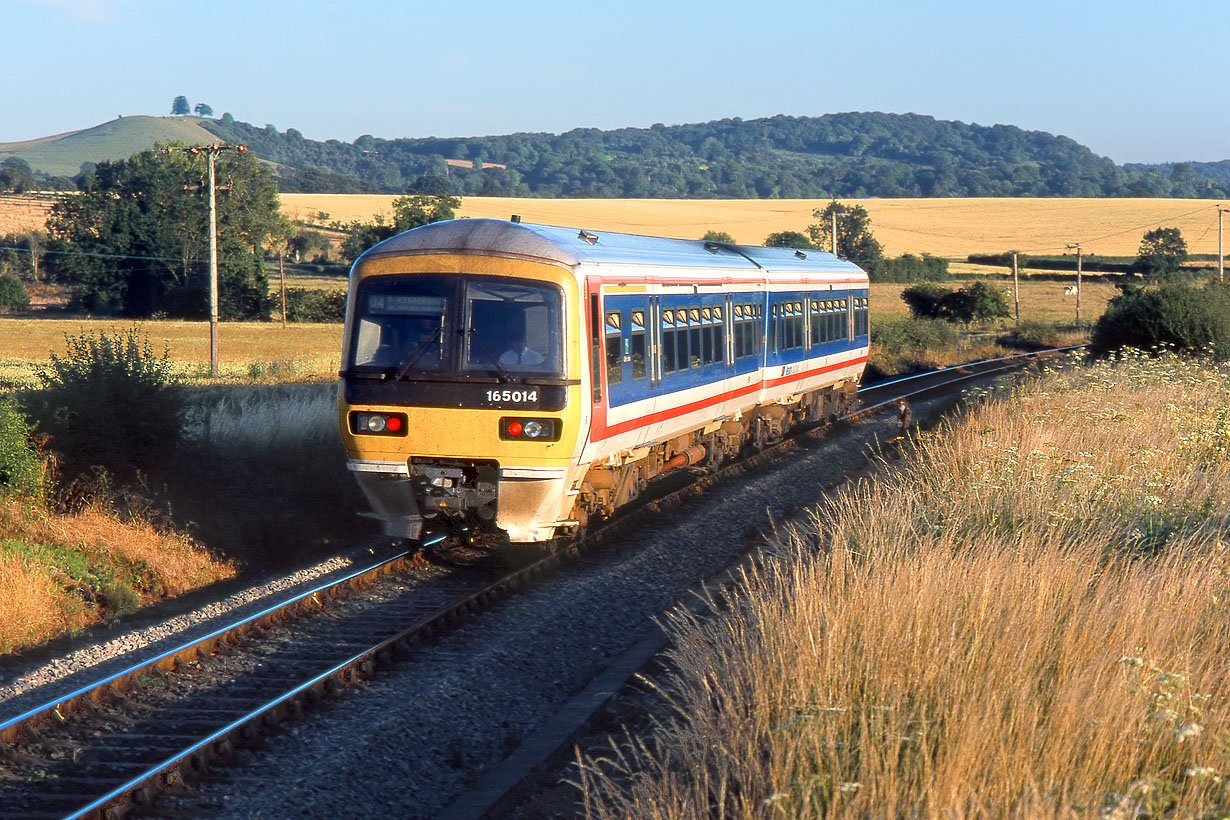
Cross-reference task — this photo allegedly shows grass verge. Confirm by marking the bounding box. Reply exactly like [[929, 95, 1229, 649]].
[[0, 499, 234, 655], [159, 382, 373, 565], [578, 351, 1230, 818]]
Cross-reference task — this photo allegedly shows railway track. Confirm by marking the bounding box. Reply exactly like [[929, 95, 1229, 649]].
[[0, 345, 1082, 820]]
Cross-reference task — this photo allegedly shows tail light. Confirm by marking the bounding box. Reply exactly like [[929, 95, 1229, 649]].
[[500, 418, 560, 441], [350, 411, 408, 436]]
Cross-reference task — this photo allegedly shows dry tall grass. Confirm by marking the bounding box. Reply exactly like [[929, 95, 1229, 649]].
[[0, 499, 234, 654], [579, 352, 1230, 818], [166, 383, 369, 562]]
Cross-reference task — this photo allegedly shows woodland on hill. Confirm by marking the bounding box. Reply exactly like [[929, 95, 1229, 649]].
[[200, 112, 1230, 199]]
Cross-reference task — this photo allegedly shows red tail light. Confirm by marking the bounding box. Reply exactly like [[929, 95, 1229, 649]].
[[349, 412, 408, 436], [500, 418, 560, 441]]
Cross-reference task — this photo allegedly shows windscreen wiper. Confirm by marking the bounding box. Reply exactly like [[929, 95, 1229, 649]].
[[394, 326, 444, 381], [467, 328, 518, 383]]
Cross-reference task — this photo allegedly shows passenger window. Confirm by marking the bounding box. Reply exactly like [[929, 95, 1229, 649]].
[[605, 311, 622, 385], [662, 309, 677, 374], [631, 310, 646, 380], [677, 311, 690, 370]]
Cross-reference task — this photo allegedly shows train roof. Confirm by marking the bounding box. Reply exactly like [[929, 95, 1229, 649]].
[[356, 218, 867, 280]]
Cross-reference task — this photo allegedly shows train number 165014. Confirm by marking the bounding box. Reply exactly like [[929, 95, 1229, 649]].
[[486, 389, 539, 403]]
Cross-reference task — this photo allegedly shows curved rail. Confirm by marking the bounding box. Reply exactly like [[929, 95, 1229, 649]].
[[0, 344, 1081, 820]]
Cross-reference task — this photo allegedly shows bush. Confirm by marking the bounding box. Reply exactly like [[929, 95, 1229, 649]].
[[0, 273, 29, 312], [0, 400, 47, 501], [1091, 282, 1230, 359], [24, 328, 185, 481], [867, 253, 950, 283], [901, 281, 1010, 324], [998, 320, 1061, 350], [900, 283, 950, 319], [871, 316, 960, 355], [764, 231, 813, 249], [283, 288, 346, 322]]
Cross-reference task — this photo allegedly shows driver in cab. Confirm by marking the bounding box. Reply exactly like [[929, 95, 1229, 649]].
[[499, 334, 545, 369]]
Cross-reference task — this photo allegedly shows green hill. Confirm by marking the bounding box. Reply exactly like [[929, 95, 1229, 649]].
[[3, 112, 1228, 200], [0, 116, 219, 177]]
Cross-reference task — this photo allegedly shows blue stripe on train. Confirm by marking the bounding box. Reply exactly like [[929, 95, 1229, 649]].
[[604, 288, 869, 409]]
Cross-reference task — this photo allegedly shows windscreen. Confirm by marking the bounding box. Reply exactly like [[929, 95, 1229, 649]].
[[349, 273, 564, 379]]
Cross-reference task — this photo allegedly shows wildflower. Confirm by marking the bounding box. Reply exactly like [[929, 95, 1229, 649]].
[[1185, 767, 1221, 782], [1118, 656, 1144, 667], [762, 793, 789, 807], [1175, 723, 1204, 741], [839, 782, 862, 793]]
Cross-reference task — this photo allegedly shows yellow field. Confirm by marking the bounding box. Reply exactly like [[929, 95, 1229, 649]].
[[280, 194, 1230, 258], [0, 275, 1110, 390], [871, 279, 1118, 324], [0, 318, 343, 388]]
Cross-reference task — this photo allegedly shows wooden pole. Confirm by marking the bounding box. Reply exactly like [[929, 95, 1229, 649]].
[[1012, 251, 1020, 325], [207, 150, 219, 376]]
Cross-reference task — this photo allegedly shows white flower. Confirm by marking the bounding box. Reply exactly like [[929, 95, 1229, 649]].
[[1185, 767, 1219, 780], [839, 782, 861, 793], [1175, 723, 1204, 741]]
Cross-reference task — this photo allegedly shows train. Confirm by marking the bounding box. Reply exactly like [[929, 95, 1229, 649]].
[[338, 218, 869, 544]]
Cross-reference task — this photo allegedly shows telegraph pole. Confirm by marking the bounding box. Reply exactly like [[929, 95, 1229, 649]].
[[167, 143, 248, 376], [830, 210, 849, 256], [1011, 251, 1020, 325], [1067, 243, 1083, 328], [1218, 205, 1227, 284]]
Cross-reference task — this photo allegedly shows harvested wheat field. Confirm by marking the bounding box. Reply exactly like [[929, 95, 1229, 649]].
[[0, 194, 56, 234], [0, 318, 343, 389], [280, 195, 1230, 258], [5, 193, 1223, 258]]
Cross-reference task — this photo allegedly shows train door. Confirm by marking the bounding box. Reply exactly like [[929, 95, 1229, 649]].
[[586, 282, 605, 450], [602, 289, 653, 438]]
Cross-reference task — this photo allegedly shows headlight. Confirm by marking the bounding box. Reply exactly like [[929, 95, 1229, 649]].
[[349, 412, 408, 436], [500, 418, 560, 441]]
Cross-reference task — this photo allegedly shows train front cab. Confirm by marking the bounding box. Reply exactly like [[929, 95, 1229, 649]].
[[339, 252, 585, 543]]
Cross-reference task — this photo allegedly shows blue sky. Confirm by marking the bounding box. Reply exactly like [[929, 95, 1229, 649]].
[[4, 0, 1228, 164]]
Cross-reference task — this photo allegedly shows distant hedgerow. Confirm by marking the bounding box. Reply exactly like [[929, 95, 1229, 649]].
[[283, 288, 346, 323]]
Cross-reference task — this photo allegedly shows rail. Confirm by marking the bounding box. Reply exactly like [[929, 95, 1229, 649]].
[[0, 344, 1081, 820]]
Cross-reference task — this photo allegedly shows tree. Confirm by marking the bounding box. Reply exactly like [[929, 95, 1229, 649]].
[[171, 95, 190, 116], [701, 230, 734, 243], [808, 200, 883, 263], [194, 103, 214, 117], [339, 194, 461, 263], [46, 147, 281, 319], [0, 158, 36, 194], [763, 230, 813, 249], [1134, 227, 1189, 280]]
